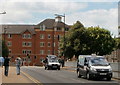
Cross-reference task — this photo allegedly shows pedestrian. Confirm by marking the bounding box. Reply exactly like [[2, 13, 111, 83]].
[[0, 56, 4, 67], [15, 57, 21, 75], [4, 56, 10, 76], [61, 59, 65, 67]]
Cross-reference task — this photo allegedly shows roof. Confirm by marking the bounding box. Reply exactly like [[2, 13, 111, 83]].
[[1, 25, 35, 34], [54, 22, 69, 28], [37, 19, 69, 29], [0, 18, 70, 34], [37, 19, 55, 29]]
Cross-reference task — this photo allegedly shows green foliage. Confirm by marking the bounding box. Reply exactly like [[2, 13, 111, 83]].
[[2, 40, 9, 57], [87, 27, 116, 55], [60, 21, 116, 58], [72, 21, 84, 30], [115, 38, 120, 49]]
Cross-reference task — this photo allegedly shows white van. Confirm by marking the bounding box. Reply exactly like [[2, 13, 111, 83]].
[[44, 55, 61, 70], [77, 55, 112, 80]]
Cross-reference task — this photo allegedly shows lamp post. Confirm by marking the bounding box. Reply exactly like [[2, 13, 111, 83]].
[[4, 28, 7, 41], [0, 11, 6, 41], [54, 14, 65, 57], [0, 11, 6, 14]]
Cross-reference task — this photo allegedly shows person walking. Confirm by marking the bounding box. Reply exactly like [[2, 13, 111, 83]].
[[0, 56, 4, 67], [4, 56, 10, 76], [15, 57, 21, 75]]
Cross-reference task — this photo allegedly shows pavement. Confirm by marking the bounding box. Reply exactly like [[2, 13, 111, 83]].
[[1, 66, 36, 84], [1, 66, 120, 84]]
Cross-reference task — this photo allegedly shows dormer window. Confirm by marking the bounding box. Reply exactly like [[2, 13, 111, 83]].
[[65, 28, 69, 31], [57, 27, 61, 31], [40, 24, 46, 31], [8, 34, 12, 38]]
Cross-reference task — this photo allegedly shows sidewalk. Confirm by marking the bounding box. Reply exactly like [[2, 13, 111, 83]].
[[2, 66, 34, 83]]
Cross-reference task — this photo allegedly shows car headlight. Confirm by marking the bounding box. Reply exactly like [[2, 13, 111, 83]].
[[109, 68, 112, 72], [91, 67, 97, 71]]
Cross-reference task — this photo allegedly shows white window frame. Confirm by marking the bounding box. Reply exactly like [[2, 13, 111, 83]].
[[40, 42, 45, 47], [27, 50, 32, 54], [48, 34, 51, 39], [40, 34, 44, 39], [47, 50, 51, 55], [9, 49, 12, 54], [27, 42, 32, 47], [22, 50, 26, 54], [27, 34, 32, 39], [8, 34, 12, 38], [7, 41, 12, 46], [40, 50, 44, 55], [48, 42, 51, 47]]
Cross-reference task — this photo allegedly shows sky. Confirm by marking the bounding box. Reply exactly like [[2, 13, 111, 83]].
[[0, 0, 119, 37]]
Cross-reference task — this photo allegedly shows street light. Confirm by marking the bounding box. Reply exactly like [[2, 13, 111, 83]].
[[54, 14, 65, 57], [0, 11, 6, 14], [4, 28, 7, 41]]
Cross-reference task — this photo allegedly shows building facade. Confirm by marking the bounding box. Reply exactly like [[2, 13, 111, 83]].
[[1, 17, 70, 66]]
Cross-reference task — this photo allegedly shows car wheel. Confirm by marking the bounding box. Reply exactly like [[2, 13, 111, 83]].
[[86, 72, 91, 80], [58, 67, 60, 70], [77, 71, 81, 78], [45, 67, 46, 70], [107, 77, 111, 81]]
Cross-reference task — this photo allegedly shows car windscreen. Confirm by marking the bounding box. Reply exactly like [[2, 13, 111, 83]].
[[90, 57, 109, 66], [49, 58, 59, 63]]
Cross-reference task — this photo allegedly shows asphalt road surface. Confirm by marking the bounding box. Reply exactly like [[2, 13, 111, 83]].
[[21, 66, 120, 85]]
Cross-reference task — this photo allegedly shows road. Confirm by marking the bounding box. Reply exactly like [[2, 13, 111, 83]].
[[21, 66, 120, 85]]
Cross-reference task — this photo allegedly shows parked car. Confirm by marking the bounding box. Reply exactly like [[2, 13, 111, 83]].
[[44, 55, 61, 70], [77, 55, 112, 81]]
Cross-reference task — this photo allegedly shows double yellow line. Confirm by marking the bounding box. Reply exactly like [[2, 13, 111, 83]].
[[21, 71, 43, 85]]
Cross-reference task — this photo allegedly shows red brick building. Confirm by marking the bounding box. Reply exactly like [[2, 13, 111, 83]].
[[1, 16, 70, 66]]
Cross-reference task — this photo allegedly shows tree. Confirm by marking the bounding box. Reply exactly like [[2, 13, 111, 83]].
[[2, 40, 9, 57], [60, 21, 116, 58], [87, 26, 116, 55], [115, 38, 120, 49], [60, 21, 88, 58]]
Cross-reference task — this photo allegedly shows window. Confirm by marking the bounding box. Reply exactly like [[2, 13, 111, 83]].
[[57, 27, 61, 31], [57, 35, 60, 40], [8, 34, 12, 38], [22, 50, 26, 54], [65, 28, 69, 31], [22, 34, 31, 39], [22, 34, 26, 39], [27, 42, 32, 47], [22, 42, 26, 47], [48, 42, 51, 47], [40, 50, 44, 55], [54, 42, 56, 47], [7, 41, 12, 46], [22, 42, 32, 47], [40, 24, 46, 31], [9, 49, 11, 54], [48, 34, 51, 39], [40, 42, 45, 47], [27, 50, 32, 54], [22, 50, 31, 54], [40, 34, 44, 39], [48, 50, 51, 54], [27, 34, 31, 39]]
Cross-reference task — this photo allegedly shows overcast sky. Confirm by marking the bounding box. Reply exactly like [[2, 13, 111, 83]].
[[0, 0, 119, 37]]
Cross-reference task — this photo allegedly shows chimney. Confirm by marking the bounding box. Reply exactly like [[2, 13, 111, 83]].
[[55, 16, 62, 22]]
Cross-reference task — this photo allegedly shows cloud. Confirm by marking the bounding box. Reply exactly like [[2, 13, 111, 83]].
[[66, 8, 118, 36], [0, 1, 118, 36], [0, 1, 87, 24]]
